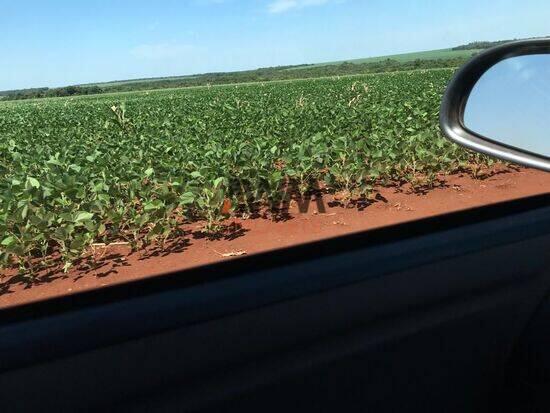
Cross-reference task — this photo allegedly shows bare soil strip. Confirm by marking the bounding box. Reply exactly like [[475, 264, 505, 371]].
[[1, 168, 549, 309]]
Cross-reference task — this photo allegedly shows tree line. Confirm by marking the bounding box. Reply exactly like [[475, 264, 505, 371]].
[[452, 40, 513, 50], [1, 85, 103, 101], [0, 57, 472, 101]]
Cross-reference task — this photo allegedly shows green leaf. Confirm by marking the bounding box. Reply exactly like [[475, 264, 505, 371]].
[[21, 204, 29, 220], [26, 177, 40, 189], [74, 211, 94, 222], [144, 200, 164, 211], [179, 192, 195, 205], [1, 236, 16, 246]]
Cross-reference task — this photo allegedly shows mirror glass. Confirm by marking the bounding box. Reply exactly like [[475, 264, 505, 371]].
[[464, 54, 550, 157]]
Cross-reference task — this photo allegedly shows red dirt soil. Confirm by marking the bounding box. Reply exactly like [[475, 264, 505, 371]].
[[1, 167, 550, 309]]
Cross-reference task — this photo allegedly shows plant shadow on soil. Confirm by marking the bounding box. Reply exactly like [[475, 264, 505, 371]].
[[0, 223, 248, 294], [191, 221, 250, 241], [328, 192, 390, 211], [396, 178, 450, 196], [0, 252, 132, 294]]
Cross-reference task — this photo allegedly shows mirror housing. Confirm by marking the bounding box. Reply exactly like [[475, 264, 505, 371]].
[[440, 38, 550, 171]]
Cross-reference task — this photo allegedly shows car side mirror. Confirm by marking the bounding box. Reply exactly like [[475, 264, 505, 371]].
[[440, 38, 550, 171]]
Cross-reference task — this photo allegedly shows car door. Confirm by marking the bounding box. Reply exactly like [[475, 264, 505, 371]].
[[1, 193, 550, 412]]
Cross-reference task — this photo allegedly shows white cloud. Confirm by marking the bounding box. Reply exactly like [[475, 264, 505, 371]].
[[130, 43, 198, 60], [268, 0, 330, 14]]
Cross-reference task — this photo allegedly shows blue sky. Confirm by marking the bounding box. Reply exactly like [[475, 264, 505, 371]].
[[2, 0, 550, 90], [465, 54, 550, 156]]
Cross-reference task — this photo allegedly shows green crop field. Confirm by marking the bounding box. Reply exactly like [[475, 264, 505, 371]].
[[0, 68, 494, 275], [287, 48, 483, 70]]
